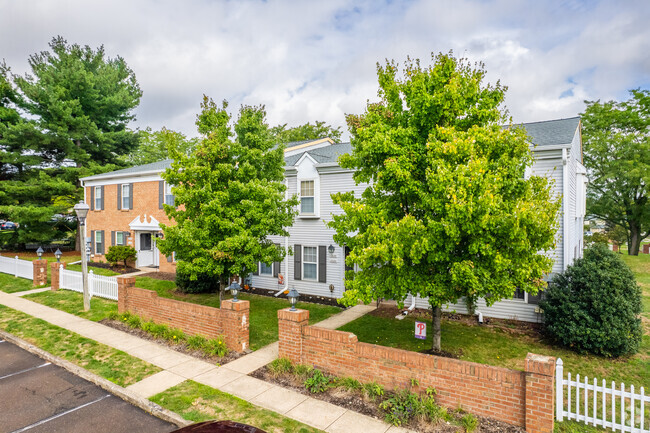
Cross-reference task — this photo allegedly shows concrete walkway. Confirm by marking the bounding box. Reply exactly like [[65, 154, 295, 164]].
[[0, 290, 410, 433]]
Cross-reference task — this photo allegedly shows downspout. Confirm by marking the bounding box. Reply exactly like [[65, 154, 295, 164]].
[[396, 294, 417, 319], [562, 148, 569, 270]]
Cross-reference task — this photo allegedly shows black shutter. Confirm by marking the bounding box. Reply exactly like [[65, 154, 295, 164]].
[[90, 187, 94, 211], [91, 230, 95, 254], [318, 245, 326, 283], [273, 243, 280, 277], [111, 231, 115, 246], [100, 186, 105, 210], [117, 184, 122, 210], [129, 184, 133, 210], [99, 231, 105, 254], [159, 181, 164, 209], [294, 244, 301, 280]]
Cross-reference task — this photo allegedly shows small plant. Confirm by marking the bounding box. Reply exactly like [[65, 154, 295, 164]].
[[336, 377, 362, 391], [304, 369, 332, 393], [203, 337, 228, 357], [380, 388, 420, 426], [268, 358, 294, 377], [460, 413, 478, 432], [105, 245, 137, 267], [293, 363, 313, 379], [363, 381, 385, 400], [187, 334, 208, 351], [126, 314, 142, 329]]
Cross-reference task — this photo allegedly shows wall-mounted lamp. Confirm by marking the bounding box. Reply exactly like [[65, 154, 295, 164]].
[[328, 244, 335, 254]]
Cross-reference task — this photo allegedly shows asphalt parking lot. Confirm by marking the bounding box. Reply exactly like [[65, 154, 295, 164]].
[[0, 338, 178, 433]]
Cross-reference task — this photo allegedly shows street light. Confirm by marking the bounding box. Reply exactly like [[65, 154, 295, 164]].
[[287, 287, 299, 311], [229, 281, 241, 302], [36, 246, 44, 259], [73, 201, 91, 311], [54, 248, 62, 263]]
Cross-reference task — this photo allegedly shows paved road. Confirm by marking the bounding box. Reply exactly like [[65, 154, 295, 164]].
[[0, 338, 178, 433]]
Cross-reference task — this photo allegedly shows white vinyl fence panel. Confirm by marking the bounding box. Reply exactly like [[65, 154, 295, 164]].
[[0, 255, 34, 280], [59, 267, 118, 301], [556, 358, 649, 432]]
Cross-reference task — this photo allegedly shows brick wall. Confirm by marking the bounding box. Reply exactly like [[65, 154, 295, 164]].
[[85, 181, 177, 273], [643, 244, 649, 254], [117, 276, 249, 352], [278, 308, 555, 433], [50, 262, 67, 290]]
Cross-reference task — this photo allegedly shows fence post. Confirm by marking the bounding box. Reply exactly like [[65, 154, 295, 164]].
[[556, 358, 563, 422], [32, 259, 48, 286], [14, 255, 18, 277], [89, 270, 94, 298], [525, 353, 556, 433]]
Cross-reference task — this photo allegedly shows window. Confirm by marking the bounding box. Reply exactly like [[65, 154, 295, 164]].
[[259, 262, 273, 275], [95, 186, 102, 210], [116, 232, 124, 246], [95, 231, 103, 255], [300, 180, 315, 214], [513, 288, 525, 300], [140, 233, 152, 251], [164, 182, 175, 206], [303, 246, 317, 280], [122, 184, 130, 209]]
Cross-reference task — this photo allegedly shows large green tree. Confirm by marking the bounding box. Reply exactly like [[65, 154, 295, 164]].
[[329, 53, 560, 351], [0, 37, 141, 248], [119, 127, 197, 166], [582, 89, 650, 255], [271, 120, 342, 143], [158, 97, 298, 299]]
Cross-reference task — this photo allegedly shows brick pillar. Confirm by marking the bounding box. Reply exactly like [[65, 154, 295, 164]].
[[525, 353, 556, 433], [643, 244, 649, 254], [50, 262, 67, 291], [220, 299, 250, 353], [117, 276, 135, 314], [278, 308, 309, 364], [613, 243, 619, 252], [33, 259, 48, 287]]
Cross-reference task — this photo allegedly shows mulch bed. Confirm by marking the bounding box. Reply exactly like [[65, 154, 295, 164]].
[[138, 271, 176, 281], [87, 262, 139, 275], [99, 318, 243, 365], [251, 365, 524, 433]]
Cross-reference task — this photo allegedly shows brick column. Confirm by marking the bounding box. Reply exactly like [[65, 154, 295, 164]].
[[278, 308, 309, 364], [525, 353, 556, 433], [50, 262, 67, 291], [117, 275, 135, 313], [33, 259, 48, 287], [643, 244, 649, 254], [220, 299, 250, 353]]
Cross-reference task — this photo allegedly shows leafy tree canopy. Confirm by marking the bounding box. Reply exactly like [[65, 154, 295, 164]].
[[119, 127, 198, 167], [582, 89, 650, 255], [158, 97, 298, 297], [329, 52, 560, 350], [271, 120, 342, 143]]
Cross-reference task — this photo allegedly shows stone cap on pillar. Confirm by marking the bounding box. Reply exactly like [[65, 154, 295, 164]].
[[221, 299, 250, 311], [525, 353, 556, 376], [278, 308, 309, 322], [116, 275, 136, 285]]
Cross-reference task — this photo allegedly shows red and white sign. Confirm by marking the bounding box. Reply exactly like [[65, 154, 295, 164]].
[[415, 321, 426, 340]]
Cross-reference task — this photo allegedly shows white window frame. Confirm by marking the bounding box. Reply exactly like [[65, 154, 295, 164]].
[[259, 262, 273, 276], [302, 246, 318, 281], [95, 231, 103, 255], [300, 179, 315, 215], [122, 184, 130, 209], [164, 182, 174, 206], [95, 186, 102, 210], [116, 231, 125, 246]]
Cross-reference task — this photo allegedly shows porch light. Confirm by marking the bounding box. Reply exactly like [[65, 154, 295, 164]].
[[36, 246, 44, 259], [328, 244, 335, 254], [54, 248, 62, 263], [229, 281, 241, 302], [73, 201, 90, 225], [288, 287, 299, 311]]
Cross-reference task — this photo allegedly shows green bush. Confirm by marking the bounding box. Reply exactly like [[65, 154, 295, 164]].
[[175, 267, 219, 294], [268, 358, 294, 376], [541, 244, 643, 357], [105, 245, 137, 267], [304, 369, 332, 393]]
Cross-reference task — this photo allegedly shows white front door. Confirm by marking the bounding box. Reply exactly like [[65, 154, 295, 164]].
[[136, 232, 154, 267]]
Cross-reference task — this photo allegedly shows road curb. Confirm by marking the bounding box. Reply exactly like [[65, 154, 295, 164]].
[[0, 329, 192, 429]]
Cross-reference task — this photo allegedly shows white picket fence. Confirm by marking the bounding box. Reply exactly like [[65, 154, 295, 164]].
[[0, 255, 34, 280], [556, 358, 650, 432], [59, 266, 118, 301]]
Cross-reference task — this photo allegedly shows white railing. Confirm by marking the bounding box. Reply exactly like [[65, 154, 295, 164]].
[[556, 358, 649, 432], [59, 266, 118, 301], [0, 255, 34, 280]]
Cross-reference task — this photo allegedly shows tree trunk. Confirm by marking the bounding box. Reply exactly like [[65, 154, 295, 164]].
[[628, 225, 641, 255], [432, 306, 442, 352], [219, 275, 227, 305]]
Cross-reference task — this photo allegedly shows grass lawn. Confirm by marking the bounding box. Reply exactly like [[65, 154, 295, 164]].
[[0, 305, 160, 387], [66, 263, 121, 276], [150, 380, 323, 433], [338, 253, 650, 390], [135, 277, 343, 350], [25, 289, 118, 322], [0, 272, 37, 293]]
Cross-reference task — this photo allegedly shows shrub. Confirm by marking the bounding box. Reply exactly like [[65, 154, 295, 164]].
[[363, 381, 385, 400], [268, 358, 294, 377], [175, 267, 219, 294], [541, 244, 643, 357], [460, 413, 478, 432], [304, 369, 332, 393], [105, 245, 137, 267]]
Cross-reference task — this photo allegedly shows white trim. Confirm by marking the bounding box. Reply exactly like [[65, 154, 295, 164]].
[[129, 214, 161, 231], [80, 168, 165, 183], [562, 148, 570, 270], [284, 138, 335, 157], [259, 262, 273, 276], [83, 174, 163, 187], [302, 245, 318, 281]]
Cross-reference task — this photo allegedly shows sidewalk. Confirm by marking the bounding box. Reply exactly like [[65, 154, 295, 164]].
[[0, 290, 411, 433]]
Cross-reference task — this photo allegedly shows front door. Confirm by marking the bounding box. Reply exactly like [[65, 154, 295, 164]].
[[136, 232, 154, 267]]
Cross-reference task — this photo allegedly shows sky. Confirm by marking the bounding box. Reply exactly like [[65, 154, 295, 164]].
[[1, 0, 649, 140]]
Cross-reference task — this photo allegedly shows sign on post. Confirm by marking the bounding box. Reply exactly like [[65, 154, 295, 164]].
[[415, 321, 426, 340]]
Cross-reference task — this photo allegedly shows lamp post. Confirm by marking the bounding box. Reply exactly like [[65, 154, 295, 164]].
[[54, 248, 62, 263], [36, 246, 44, 259], [287, 287, 299, 311], [229, 281, 241, 302], [74, 201, 91, 311]]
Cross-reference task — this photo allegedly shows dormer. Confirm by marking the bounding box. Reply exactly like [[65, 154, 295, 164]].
[[296, 152, 320, 219]]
